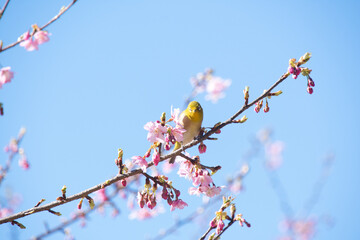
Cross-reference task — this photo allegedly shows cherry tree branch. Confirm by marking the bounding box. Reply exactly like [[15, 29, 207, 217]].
[[33, 178, 138, 240], [0, 0, 77, 53], [0, 0, 11, 20], [0, 61, 303, 226]]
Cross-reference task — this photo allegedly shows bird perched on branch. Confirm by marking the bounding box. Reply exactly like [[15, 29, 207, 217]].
[[169, 101, 203, 164]]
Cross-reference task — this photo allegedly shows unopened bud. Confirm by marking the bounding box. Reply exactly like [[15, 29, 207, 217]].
[[230, 204, 236, 219], [298, 52, 312, 65], [118, 148, 123, 159], [160, 112, 166, 126], [308, 77, 315, 87], [307, 87, 313, 94], [239, 115, 247, 123], [121, 179, 127, 187], [264, 99, 269, 113], [198, 143, 207, 154]]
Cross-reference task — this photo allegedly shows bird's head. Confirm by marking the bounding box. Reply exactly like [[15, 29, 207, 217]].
[[185, 101, 203, 122]]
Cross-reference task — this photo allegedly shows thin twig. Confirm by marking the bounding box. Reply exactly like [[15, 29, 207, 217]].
[[199, 226, 215, 240], [0, 0, 10, 20], [0, 0, 77, 53]]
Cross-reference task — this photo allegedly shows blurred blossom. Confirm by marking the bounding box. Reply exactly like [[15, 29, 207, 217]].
[[190, 69, 231, 103], [19, 31, 38, 51], [162, 161, 176, 174], [34, 30, 50, 44], [19, 30, 51, 51], [205, 76, 232, 103], [265, 141, 285, 170], [279, 218, 317, 240], [0, 67, 14, 88], [0, 207, 13, 218], [129, 206, 164, 220], [18, 155, 30, 170]]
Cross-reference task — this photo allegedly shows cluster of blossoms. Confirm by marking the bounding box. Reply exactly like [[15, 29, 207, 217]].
[[18, 26, 50, 51], [288, 53, 315, 94], [177, 154, 222, 197], [137, 175, 188, 212], [206, 197, 250, 240], [0, 66, 14, 89], [190, 69, 232, 103]]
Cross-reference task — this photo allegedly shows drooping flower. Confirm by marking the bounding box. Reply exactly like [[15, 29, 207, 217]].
[[170, 199, 188, 211], [0, 67, 14, 88]]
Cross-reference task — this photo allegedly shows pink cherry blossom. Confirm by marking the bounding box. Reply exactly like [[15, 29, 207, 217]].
[[18, 156, 30, 170], [34, 30, 50, 44], [0, 207, 13, 218], [4, 139, 18, 153], [192, 170, 213, 186], [177, 159, 194, 180], [216, 219, 225, 234], [203, 186, 222, 197], [188, 187, 202, 196], [96, 188, 108, 203], [152, 149, 160, 166], [0, 67, 14, 88], [144, 121, 167, 143], [19, 31, 38, 51], [128, 207, 163, 220], [132, 156, 148, 172], [171, 107, 182, 126], [205, 76, 232, 103], [265, 141, 285, 170], [170, 199, 188, 211], [169, 125, 186, 142]]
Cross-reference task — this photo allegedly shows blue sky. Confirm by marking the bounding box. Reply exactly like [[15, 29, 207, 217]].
[[1, 0, 360, 239]]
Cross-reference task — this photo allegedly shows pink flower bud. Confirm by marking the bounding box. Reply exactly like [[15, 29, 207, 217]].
[[175, 189, 181, 197], [210, 218, 217, 228], [307, 87, 313, 94], [215, 129, 221, 134], [216, 220, 225, 234], [144, 150, 151, 158], [162, 188, 168, 200], [308, 77, 315, 87], [288, 66, 295, 74], [198, 143, 207, 154], [164, 143, 171, 151], [121, 179, 127, 187]]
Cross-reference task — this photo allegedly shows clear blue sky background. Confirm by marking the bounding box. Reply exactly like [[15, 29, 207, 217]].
[[0, 0, 359, 239]]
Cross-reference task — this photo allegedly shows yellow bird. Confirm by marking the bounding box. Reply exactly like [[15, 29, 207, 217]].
[[169, 101, 203, 164]]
